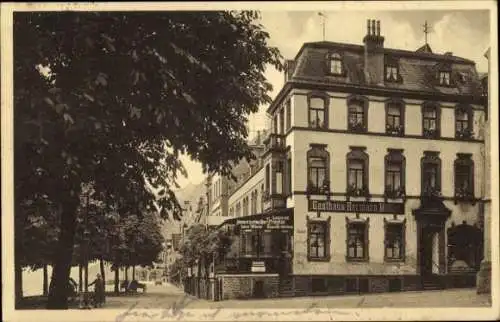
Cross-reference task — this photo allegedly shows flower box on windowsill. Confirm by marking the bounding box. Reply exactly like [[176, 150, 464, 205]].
[[349, 122, 366, 133], [384, 186, 406, 200], [454, 189, 475, 205], [346, 185, 370, 199], [455, 128, 474, 140], [386, 124, 404, 136], [421, 188, 443, 202], [423, 128, 439, 138], [307, 180, 330, 196], [309, 120, 326, 129]]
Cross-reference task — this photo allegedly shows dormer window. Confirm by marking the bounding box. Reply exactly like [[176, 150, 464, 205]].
[[439, 71, 451, 86], [385, 56, 400, 83], [328, 53, 344, 76], [385, 65, 399, 82]]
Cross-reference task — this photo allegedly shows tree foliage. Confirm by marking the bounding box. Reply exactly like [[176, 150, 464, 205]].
[[14, 10, 282, 309], [178, 224, 233, 275]]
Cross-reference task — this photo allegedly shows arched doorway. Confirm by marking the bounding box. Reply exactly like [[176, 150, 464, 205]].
[[447, 221, 483, 273]]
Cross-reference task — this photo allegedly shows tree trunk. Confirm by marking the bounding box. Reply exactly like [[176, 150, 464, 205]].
[[43, 264, 49, 296], [15, 261, 23, 308], [125, 266, 129, 281], [114, 267, 119, 294], [78, 264, 83, 292], [100, 257, 106, 284], [84, 260, 89, 293], [46, 201, 78, 309], [132, 266, 135, 280], [14, 202, 25, 308]]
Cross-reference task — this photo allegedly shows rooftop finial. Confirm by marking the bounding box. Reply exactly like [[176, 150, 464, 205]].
[[318, 12, 327, 41], [423, 20, 432, 45]]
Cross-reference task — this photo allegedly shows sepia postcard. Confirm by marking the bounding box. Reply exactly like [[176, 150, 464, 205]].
[[1, 1, 499, 321]]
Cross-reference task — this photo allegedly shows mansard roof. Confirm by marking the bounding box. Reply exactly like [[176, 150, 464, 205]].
[[268, 41, 484, 114]]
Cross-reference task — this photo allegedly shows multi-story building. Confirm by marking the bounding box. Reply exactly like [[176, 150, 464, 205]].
[[186, 20, 488, 300], [477, 47, 491, 294]]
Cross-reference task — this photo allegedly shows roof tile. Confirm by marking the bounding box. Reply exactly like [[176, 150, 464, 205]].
[[290, 42, 483, 97]]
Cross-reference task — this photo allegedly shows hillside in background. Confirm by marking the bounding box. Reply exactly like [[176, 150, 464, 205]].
[[161, 180, 206, 239]]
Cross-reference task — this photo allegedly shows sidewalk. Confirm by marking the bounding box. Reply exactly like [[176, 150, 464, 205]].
[[205, 288, 492, 309]]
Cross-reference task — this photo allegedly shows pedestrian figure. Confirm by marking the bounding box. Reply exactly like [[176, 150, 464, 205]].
[[88, 273, 105, 308]]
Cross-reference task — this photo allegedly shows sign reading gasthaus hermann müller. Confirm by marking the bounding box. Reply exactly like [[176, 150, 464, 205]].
[[309, 199, 404, 214]]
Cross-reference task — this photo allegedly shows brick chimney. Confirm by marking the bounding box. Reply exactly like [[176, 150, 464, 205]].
[[363, 19, 385, 85]]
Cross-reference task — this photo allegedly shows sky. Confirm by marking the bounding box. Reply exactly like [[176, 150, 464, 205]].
[[176, 9, 491, 189]]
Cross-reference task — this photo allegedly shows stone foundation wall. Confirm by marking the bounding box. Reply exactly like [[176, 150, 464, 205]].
[[216, 274, 476, 301], [289, 275, 420, 296], [220, 274, 279, 300]]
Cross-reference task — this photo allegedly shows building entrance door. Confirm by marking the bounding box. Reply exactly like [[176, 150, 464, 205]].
[[419, 227, 435, 276]]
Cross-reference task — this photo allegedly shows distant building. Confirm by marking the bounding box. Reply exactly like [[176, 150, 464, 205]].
[[185, 20, 488, 301]]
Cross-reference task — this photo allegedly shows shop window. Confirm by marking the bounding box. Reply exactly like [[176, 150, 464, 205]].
[[447, 222, 483, 273], [307, 216, 331, 261]]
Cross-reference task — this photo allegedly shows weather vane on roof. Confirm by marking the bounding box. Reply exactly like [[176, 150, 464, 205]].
[[318, 12, 327, 41], [422, 20, 433, 45]]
